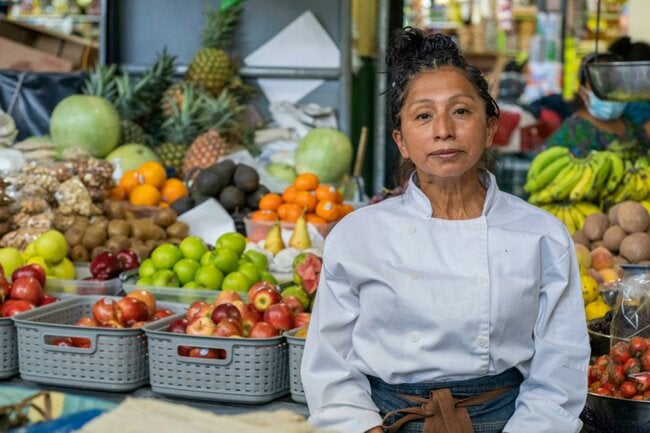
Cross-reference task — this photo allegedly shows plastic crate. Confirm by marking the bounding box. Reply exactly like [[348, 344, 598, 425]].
[[44, 263, 122, 296], [121, 272, 222, 305], [12, 296, 152, 392], [143, 314, 289, 403], [0, 316, 18, 379], [284, 327, 306, 403]]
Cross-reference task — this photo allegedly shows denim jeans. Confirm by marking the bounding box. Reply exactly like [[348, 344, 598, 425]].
[[368, 368, 523, 433]]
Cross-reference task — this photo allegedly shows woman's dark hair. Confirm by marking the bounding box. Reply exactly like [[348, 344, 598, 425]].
[[386, 27, 499, 187], [386, 27, 499, 132], [609, 36, 650, 61]]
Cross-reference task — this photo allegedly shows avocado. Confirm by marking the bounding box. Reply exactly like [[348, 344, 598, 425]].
[[170, 196, 195, 215], [208, 159, 236, 185], [245, 184, 270, 209], [233, 163, 260, 192], [219, 185, 246, 212], [195, 168, 228, 197]]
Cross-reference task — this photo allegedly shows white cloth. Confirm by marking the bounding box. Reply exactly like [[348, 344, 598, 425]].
[[301, 171, 590, 433]]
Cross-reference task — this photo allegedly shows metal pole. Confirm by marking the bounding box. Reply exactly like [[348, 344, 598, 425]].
[[373, 0, 390, 194], [339, 0, 352, 137]]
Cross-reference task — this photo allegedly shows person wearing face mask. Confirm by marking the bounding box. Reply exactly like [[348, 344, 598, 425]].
[[544, 52, 650, 157]]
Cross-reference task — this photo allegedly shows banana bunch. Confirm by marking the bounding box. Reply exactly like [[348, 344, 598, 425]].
[[525, 147, 624, 205], [538, 201, 602, 234], [603, 157, 650, 207]]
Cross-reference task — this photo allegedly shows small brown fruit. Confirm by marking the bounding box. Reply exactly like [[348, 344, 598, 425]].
[[617, 201, 649, 234], [69, 244, 90, 262], [153, 208, 177, 228], [583, 213, 609, 241], [619, 232, 650, 263], [571, 230, 590, 248], [608, 204, 620, 225], [166, 221, 189, 239], [602, 225, 626, 253]]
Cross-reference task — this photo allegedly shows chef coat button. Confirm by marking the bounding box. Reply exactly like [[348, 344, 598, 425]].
[[477, 222, 486, 231], [407, 226, 416, 234], [477, 275, 489, 285], [409, 273, 419, 280], [476, 336, 488, 348], [409, 331, 420, 343]]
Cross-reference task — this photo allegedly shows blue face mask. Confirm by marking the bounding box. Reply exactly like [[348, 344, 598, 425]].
[[587, 90, 627, 120]]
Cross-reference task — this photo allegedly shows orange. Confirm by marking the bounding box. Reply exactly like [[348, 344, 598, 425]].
[[339, 203, 354, 217], [160, 178, 188, 203], [282, 185, 298, 203], [315, 199, 339, 222], [294, 173, 319, 191], [334, 189, 344, 204], [138, 161, 167, 189], [315, 184, 338, 202], [277, 202, 303, 222], [159, 201, 170, 208], [119, 169, 141, 196], [108, 186, 126, 201], [306, 213, 327, 225], [293, 190, 317, 213], [258, 193, 284, 211], [250, 209, 277, 222], [129, 183, 161, 206]]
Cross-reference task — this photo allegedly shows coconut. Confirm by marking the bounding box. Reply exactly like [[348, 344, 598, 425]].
[[583, 213, 609, 241], [619, 232, 650, 263], [602, 225, 626, 253], [608, 203, 620, 225], [571, 230, 590, 248], [617, 201, 649, 234]]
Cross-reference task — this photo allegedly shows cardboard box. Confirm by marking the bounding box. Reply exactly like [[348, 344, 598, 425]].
[[0, 36, 73, 72]]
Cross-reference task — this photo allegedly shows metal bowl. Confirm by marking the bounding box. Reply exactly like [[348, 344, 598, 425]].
[[586, 61, 650, 102], [585, 392, 650, 432], [621, 264, 650, 277], [587, 328, 611, 357]]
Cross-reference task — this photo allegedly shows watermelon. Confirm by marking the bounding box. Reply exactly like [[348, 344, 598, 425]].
[[294, 128, 353, 183], [50, 95, 121, 158], [292, 252, 322, 295]]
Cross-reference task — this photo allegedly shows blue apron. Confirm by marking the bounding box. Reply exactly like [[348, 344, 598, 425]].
[[368, 368, 523, 433]]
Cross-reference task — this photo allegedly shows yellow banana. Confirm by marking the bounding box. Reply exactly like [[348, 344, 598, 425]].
[[569, 164, 594, 202], [554, 162, 587, 202], [526, 146, 571, 181], [524, 154, 573, 193], [567, 205, 586, 232], [573, 201, 602, 218], [586, 152, 610, 201], [605, 151, 625, 193], [559, 206, 577, 234]]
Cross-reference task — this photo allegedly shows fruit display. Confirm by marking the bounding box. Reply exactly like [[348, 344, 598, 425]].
[[0, 263, 60, 317], [89, 249, 140, 281], [293, 128, 354, 184], [588, 340, 650, 400], [112, 161, 189, 207]]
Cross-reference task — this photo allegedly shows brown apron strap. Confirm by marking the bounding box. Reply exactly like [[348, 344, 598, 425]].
[[382, 386, 511, 433]]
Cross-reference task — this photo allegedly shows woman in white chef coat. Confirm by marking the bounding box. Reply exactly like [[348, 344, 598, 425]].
[[301, 28, 590, 433]]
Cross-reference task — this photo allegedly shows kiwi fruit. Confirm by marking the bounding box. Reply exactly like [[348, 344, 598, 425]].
[[130, 243, 152, 261], [130, 219, 156, 240], [233, 164, 260, 192], [154, 208, 177, 228], [64, 226, 85, 247], [70, 244, 90, 262], [91, 216, 109, 233], [82, 226, 107, 250], [104, 200, 125, 220], [107, 219, 131, 238], [583, 213, 609, 241], [166, 221, 189, 239], [73, 216, 90, 231], [165, 237, 182, 245], [0, 206, 12, 221], [105, 235, 130, 253], [219, 186, 245, 212]]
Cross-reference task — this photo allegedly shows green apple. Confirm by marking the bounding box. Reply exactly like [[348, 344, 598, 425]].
[[281, 285, 311, 310], [151, 243, 183, 270], [34, 230, 68, 263], [183, 281, 200, 289], [151, 269, 180, 287], [238, 262, 260, 285], [0, 247, 24, 276], [238, 255, 251, 266], [259, 271, 278, 285], [50, 257, 76, 280], [179, 236, 208, 261], [138, 258, 157, 278], [244, 250, 269, 272], [221, 270, 252, 292], [194, 265, 224, 290], [23, 242, 36, 260], [215, 232, 247, 257], [136, 276, 153, 285], [200, 251, 212, 266], [104, 143, 162, 172], [209, 248, 239, 274], [27, 256, 53, 276], [173, 258, 201, 285]]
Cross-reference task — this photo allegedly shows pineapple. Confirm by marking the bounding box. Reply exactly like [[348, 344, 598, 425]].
[[156, 142, 187, 177], [161, 81, 210, 119], [120, 119, 147, 145], [181, 130, 229, 178], [185, 5, 241, 96]]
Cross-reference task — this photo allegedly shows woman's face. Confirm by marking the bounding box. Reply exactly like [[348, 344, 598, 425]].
[[393, 67, 496, 182]]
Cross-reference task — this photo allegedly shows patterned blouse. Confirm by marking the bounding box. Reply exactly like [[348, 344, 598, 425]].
[[544, 114, 650, 157]]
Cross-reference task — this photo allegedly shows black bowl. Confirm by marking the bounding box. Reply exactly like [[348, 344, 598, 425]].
[[584, 392, 650, 432]]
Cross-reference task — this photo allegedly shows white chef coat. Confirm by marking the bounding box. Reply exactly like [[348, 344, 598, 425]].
[[301, 170, 590, 433]]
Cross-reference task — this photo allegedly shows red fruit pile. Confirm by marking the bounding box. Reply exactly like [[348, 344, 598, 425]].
[[589, 338, 650, 400], [88, 249, 140, 281], [167, 282, 312, 359], [57, 291, 173, 348], [0, 264, 59, 317]]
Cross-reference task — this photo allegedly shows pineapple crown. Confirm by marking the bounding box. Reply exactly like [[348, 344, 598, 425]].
[[201, 5, 242, 50], [82, 64, 118, 101]]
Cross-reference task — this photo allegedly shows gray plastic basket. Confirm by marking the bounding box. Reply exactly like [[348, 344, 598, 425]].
[[285, 328, 306, 403], [11, 295, 151, 392], [0, 316, 18, 379], [143, 314, 289, 403]]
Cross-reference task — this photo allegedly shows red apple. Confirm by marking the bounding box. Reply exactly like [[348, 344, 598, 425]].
[[152, 308, 174, 321], [38, 294, 60, 306], [0, 299, 36, 317], [75, 316, 99, 327], [211, 303, 241, 324], [10, 276, 43, 306], [178, 345, 191, 356], [186, 316, 217, 336], [130, 321, 148, 328], [250, 287, 282, 313], [186, 301, 214, 322], [90, 251, 122, 280], [0, 274, 11, 300], [212, 317, 243, 337], [168, 317, 188, 334], [91, 297, 118, 324], [115, 249, 140, 271], [293, 312, 311, 329], [230, 300, 248, 316], [247, 281, 279, 303], [214, 290, 243, 306], [188, 347, 220, 359], [248, 321, 279, 338], [116, 297, 149, 326], [101, 319, 125, 328], [51, 337, 75, 347], [240, 304, 261, 336], [12, 264, 46, 288], [263, 302, 294, 331], [126, 290, 157, 319], [282, 295, 305, 315]]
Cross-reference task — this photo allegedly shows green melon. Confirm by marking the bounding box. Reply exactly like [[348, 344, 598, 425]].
[[294, 128, 353, 183]]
